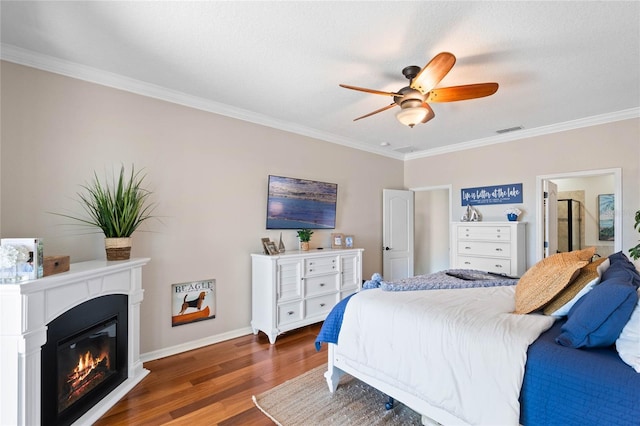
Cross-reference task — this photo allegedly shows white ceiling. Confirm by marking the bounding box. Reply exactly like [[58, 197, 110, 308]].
[[1, 1, 639, 160]]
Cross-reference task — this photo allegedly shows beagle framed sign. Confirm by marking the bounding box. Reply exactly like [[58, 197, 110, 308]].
[[171, 279, 216, 326]]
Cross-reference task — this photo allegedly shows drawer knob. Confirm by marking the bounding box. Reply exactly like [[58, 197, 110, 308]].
[[320, 303, 326, 307], [497, 235, 501, 238], [464, 261, 471, 265], [495, 265, 503, 268], [309, 269, 313, 272], [464, 246, 471, 250], [495, 248, 503, 252], [320, 283, 325, 286], [288, 311, 294, 315]]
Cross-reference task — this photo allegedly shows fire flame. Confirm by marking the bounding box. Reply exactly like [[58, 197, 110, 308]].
[[67, 350, 110, 390]]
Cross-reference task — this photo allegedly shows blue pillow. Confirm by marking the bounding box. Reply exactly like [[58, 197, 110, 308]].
[[602, 252, 640, 288], [556, 275, 638, 348]]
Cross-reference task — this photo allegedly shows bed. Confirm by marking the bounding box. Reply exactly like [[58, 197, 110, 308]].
[[316, 251, 640, 426]]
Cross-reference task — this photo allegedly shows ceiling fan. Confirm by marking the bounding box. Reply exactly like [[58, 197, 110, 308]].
[[340, 52, 499, 128]]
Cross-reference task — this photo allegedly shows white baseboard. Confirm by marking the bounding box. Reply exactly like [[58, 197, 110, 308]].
[[140, 326, 254, 362]]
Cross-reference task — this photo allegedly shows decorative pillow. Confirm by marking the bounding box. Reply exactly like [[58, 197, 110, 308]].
[[602, 251, 640, 288], [616, 289, 640, 373], [543, 257, 607, 316], [556, 268, 639, 348], [514, 247, 596, 314]]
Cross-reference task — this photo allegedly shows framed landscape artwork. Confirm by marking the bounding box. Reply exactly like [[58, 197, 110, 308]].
[[598, 194, 614, 241]]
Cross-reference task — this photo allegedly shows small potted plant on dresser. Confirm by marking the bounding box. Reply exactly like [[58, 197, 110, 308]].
[[297, 229, 313, 251], [52, 165, 156, 260]]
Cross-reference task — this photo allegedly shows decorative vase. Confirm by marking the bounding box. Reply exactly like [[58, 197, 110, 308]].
[[278, 232, 285, 252], [507, 213, 518, 222], [105, 237, 132, 261], [300, 241, 310, 251]]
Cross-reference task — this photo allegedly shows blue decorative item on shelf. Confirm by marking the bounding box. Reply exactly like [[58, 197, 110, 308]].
[[504, 207, 522, 222]]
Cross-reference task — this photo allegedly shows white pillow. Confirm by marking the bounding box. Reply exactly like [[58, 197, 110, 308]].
[[549, 277, 599, 317], [616, 288, 640, 373]]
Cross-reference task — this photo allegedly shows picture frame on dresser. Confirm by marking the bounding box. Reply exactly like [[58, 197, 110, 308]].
[[261, 238, 271, 255], [344, 235, 354, 248], [265, 241, 279, 255], [331, 233, 344, 249]]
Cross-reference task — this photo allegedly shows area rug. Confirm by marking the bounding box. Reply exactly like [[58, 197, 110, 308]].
[[252, 365, 422, 425]]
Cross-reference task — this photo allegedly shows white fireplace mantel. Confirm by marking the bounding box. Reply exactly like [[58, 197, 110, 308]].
[[0, 258, 150, 426]]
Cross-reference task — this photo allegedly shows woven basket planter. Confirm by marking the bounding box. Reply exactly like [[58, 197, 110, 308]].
[[105, 237, 132, 261]]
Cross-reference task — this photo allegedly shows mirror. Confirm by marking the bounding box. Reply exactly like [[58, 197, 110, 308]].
[[536, 168, 621, 261]]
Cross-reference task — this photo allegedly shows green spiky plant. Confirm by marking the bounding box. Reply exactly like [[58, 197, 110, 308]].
[[296, 229, 313, 242], [630, 209, 640, 260], [54, 165, 155, 237]]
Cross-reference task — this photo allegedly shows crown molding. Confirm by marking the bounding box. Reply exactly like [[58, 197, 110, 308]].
[[403, 107, 640, 160], [1, 44, 404, 160], [2, 44, 636, 163]]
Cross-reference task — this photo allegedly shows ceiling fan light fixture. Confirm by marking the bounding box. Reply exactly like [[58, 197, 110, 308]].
[[396, 105, 429, 128]]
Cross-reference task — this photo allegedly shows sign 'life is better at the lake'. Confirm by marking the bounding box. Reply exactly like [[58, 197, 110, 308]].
[[461, 183, 523, 206]]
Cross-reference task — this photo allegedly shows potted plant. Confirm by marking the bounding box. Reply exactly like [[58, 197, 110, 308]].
[[629, 209, 640, 260], [297, 229, 313, 251], [53, 165, 156, 260]]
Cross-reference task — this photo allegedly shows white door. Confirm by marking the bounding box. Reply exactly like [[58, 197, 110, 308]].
[[383, 189, 414, 281], [544, 180, 558, 257]]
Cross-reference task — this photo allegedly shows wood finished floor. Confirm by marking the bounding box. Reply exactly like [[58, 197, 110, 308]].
[[95, 323, 326, 425]]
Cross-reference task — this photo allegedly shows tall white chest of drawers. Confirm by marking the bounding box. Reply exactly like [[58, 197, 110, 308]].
[[251, 248, 363, 344], [451, 222, 527, 277]]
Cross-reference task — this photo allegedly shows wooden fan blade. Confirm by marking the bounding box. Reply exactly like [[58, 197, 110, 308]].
[[421, 103, 435, 123], [411, 52, 456, 95], [340, 84, 399, 97], [427, 83, 499, 102], [353, 103, 397, 121]]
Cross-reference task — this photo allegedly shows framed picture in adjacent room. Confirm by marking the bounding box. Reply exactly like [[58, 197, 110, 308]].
[[331, 233, 344, 249], [598, 194, 614, 241], [344, 235, 354, 248]]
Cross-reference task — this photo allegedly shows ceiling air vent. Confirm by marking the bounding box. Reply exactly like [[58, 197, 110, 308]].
[[394, 146, 416, 154], [496, 126, 524, 134]]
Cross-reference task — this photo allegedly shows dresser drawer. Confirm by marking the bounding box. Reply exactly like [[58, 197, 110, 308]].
[[305, 293, 338, 318], [304, 256, 338, 276], [305, 274, 339, 297], [457, 225, 511, 241], [456, 256, 511, 274], [457, 241, 511, 258], [277, 300, 303, 326]]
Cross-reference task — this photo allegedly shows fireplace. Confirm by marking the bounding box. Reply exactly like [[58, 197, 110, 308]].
[[41, 295, 128, 426], [0, 258, 149, 426]]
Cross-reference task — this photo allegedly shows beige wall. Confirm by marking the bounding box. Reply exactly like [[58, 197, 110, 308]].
[[0, 61, 404, 356], [2, 60, 639, 358], [405, 119, 640, 268]]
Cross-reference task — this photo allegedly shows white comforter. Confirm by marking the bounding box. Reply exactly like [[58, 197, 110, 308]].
[[336, 286, 555, 425]]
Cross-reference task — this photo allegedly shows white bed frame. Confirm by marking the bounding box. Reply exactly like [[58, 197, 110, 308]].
[[325, 343, 470, 426]]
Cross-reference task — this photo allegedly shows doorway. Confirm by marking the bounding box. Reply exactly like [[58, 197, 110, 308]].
[[412, 185, 452, 274], [536, 168, 621, 261]]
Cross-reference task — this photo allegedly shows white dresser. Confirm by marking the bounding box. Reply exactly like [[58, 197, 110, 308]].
[[451, 221, 526, 277], [251, 248, 363, 344]]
